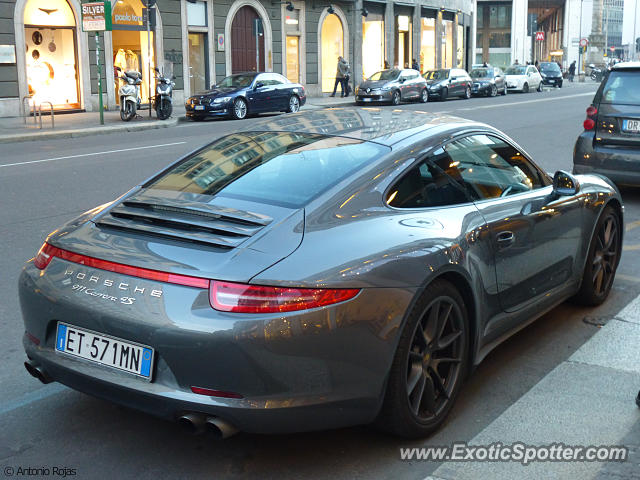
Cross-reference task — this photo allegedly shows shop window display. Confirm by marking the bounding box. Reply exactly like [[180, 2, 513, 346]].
[[420, 17, 436, 72], [320, 14, 344, 92], [24, 0, 80, 109], [362, 14, 384, 79], [442, 19, 454, 69]]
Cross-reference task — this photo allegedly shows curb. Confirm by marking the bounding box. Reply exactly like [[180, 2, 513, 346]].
[[0, 116, 179, 144]]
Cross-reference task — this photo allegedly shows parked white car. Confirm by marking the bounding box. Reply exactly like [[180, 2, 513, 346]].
[[504, 65, 543, 93]]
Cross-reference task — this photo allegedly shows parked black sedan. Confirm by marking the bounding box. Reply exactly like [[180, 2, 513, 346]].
[[470, 66, 507, 96], [423, 69, 472, 101], [185, 72, 306, 120], [539, 62, 563, 88]]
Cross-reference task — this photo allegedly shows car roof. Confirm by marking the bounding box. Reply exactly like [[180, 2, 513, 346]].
[[611, 61, 640, 71], [238, 108, 482, 146]]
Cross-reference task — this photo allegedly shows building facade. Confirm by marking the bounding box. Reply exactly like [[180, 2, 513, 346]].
[[0, 0, 475, 117]]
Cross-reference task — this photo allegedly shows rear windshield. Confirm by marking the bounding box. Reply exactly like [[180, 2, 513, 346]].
[[147, 132, 390, 208], [369, 70, 399, 81], [424, 70, 449, 80], [470, 68, 493, 78], [505, 66, 526, 75], [599, 71, 640, 106]]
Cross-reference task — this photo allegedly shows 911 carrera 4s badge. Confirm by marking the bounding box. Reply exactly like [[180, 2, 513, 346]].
[[62, 268, 163, 305]]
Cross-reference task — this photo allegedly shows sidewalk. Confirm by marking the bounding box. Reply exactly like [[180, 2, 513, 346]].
[[425, 295, 640, 480], [0, 105, 183, 144]]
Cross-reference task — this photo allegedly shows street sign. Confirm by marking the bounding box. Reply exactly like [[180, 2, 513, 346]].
[[610, 46, 615, 52], [81, 1, 111, 32], [535, 31, 545, 42], [579, 38, 588, 47]]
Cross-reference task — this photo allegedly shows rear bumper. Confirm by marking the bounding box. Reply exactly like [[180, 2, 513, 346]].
[[573, 131, 640, 186], [19, 260, 410, 433]]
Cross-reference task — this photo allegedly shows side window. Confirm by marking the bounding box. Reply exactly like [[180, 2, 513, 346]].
[[386, 147, 473, 208], [444, 134, 546, 199], [267, 73, 285, 85], [255, 74, 267, 86]]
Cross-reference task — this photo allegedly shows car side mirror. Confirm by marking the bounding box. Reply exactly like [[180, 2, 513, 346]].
[[254, 81, 264, 89], [552, 170, 580, 196], [399, 77, 405, 83]]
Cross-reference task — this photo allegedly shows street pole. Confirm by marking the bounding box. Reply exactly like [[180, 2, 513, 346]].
[[95, 32, 104, 125], [579, 0, 584, 73], [147, 5, 151, 119], [634, 0, 638, 60]]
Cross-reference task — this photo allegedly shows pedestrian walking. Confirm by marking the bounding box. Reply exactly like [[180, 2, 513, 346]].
[[569, 61, 576, 82], [411, 58, 419, 71], [330, 56, 349, 97]]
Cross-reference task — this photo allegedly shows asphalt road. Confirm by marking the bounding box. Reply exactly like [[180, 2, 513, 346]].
[[1, 82, 640, 480]]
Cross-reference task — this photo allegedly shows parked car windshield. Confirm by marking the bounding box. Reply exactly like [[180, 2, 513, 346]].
[[147, 132, 391, 208], [505, 66, 527, 75], [600, 71, 640, 105], [540, 63, 561, 73], [424, 70, 449, 80], [470, 68, 493, 78], [215, 74, 256, 89], [369, 70, 400, 81]]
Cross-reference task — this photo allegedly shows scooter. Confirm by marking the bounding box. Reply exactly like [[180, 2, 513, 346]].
[[116, 66, 142, 122], [588, 64, 605, 82], [152, 67, 175, 120]]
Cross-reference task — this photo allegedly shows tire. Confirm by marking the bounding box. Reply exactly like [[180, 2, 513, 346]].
[[120, 101, 135, 122], [502, 85, 507, 95], [156, 100, 172, 120], [419, 88, 429, 103], [287, 95, 300, 113], [439, 87, 448, 101], [537, 82, 543, 92], [462, 86, 471, 99], [489, 84, 497, 97], [559, 81, 563, 88], [231, 97, 248, 120], [572, 205, 622, 306], [355, 101, 364, 106], [522, 83, 529, 93], [375, 279, 469, 438], [391, 90, 401, 106]]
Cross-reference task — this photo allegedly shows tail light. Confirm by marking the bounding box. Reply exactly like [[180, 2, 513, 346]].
[[34, 242, 59, 270], [210, 281, 360, 313], [32, 243, 359, 314], [583, 105, 598, 130]]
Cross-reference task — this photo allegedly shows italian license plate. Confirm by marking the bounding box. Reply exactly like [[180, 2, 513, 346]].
[[622, 119, 640, 133], [363, 98, 372, 102], [55, 322, 154, 379], [195, 105, 205, 110]]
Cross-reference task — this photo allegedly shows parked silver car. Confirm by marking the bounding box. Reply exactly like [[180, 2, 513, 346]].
[[355, 69, 428, 105], [20, 109, 622, 439]]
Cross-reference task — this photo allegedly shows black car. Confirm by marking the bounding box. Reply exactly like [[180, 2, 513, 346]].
[[574, 61, 640, 185], [185, 72, 306, 120], [470, 66, 507, 96], [423, 69, 472, 101], [539, 62, 563, 88]]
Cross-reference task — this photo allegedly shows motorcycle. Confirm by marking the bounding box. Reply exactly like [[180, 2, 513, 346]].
[[116, 67, 142, 122], [588, 64, 605, 82], [152, 67, 175, 120]]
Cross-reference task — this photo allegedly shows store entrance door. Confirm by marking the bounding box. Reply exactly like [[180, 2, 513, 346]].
[[188, 33, 209, 93]]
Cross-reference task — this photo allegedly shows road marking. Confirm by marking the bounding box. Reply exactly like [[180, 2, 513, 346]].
[[623, 243, 640, 251], [616, 273, 640, 283], [0, 141, 187, 169], [451, 91, 596, 112], [0, 383, 67, 416], [626, 220, 640, 232]]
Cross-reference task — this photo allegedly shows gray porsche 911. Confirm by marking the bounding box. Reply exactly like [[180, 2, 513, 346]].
[[20, 108, 623, 439]]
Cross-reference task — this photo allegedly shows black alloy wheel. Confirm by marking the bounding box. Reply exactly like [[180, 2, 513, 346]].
[[376, 280, 469, 438], [287, 95, 300, 113], [573, 206, 622, 306], [232, 97, 248, 120], [489, 84, 498, 97], [391, 90, 401, 106], [419, 88, 429, 103]]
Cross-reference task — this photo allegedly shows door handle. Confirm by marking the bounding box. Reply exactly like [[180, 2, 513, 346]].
[[496, 231, 515, 248]]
